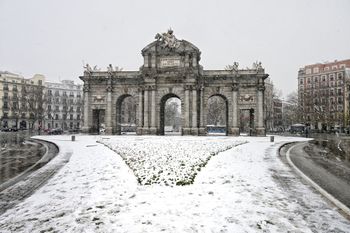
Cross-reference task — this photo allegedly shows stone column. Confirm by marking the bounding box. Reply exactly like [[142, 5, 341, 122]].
[[192, 54, 197, 67], [231, 83, 240, 136], [105, 85, 113, 134], [150, 86, 157, 134], [191, 88, 198, 135], [143, 87, 149, 133], [151, 54, 156, 68], [82, 85, 90, 133], [136, 88, 143, 135], [198, 86, 206, 135], [183, 85, 191, 135], [256, 85, 266, 136], [185, 54, 190, 67], [143, 54, 149, 68]]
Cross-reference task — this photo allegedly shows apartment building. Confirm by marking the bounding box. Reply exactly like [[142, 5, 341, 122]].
[[298, 59, 350, 131], [45, 80, 83, 131], [0, 71, 45, 130]]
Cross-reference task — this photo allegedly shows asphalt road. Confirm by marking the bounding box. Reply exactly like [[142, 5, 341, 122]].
[[288, 142, 350, 208]]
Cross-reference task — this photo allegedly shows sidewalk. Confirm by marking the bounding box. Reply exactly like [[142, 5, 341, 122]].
[[0, 135, 349, 232]]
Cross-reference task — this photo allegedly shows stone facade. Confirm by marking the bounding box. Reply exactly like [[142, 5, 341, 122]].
[[80, 30, 269, 136]]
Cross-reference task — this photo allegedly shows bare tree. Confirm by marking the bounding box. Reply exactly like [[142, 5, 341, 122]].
[[282, 91, 302, 129], [164, 99, 180, 127], [207, 96, 226, 126], [24, 85, 45, 130]]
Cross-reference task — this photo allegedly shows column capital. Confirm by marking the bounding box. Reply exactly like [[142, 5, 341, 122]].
[[232, 83, 239, 91], [144, 85, 156, 91], [83, 85, 90, 92], [106, 86, 113, 92], [257, 85, 265, 91], [184, 85, 194, 91]]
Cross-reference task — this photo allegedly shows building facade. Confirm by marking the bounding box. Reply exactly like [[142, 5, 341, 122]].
[[298, 59, 350, 131], [80, 30, 269, 136], [0, 72, 45, 130], [44, 80, 83, 131]]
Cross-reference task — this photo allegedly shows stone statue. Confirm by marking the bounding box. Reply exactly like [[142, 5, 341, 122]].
[[107, 64, 114, 72], [225, 61, 239, 72], [155, 28, 180, 49], [93, 65, 101, 71], [84, 63, 92, 72], [253, 61, 263, 70]]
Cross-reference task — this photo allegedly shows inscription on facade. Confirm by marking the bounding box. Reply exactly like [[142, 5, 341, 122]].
[[160, 57, 181, 67]]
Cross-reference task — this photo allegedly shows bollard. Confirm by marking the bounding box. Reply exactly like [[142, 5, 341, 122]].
[[71, 135, 75, 141], [270, 136, 274, 142]]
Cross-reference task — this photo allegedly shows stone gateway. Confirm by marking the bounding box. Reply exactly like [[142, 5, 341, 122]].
[[80, 30, 269, 136]]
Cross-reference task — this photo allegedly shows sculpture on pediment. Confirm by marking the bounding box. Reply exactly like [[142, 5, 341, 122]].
[[253, 61, 263, 70], [225, 62, 239, 72], [84, 63, 93, 73], [155, 28, 180, 49], [93, 65, 101, 71], [107, 64, 114, 73]]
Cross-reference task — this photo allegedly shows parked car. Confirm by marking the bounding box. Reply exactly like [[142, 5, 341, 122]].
[[48, 128, 63, 135]]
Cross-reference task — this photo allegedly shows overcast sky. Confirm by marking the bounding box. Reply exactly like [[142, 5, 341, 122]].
[[1, 0, 349, 97]]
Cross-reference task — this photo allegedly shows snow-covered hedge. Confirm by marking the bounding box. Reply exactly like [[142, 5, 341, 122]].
[[98, 136, 246, 186]]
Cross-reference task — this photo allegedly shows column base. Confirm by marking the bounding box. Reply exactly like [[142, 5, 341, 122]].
[[255, 127, 266, 136], [105, 127, 113, 135], [191, 128, 199, 135], [142, 127, 150, 135], [229, 127, 240, 136], [182, 127, 192, 135], [136, 127, 143, 135], [198, 127, 207, 136], [149, 127, 157, 135]]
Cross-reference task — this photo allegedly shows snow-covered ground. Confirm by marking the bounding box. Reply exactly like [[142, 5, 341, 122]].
[[0, 135, 349, 232], [98, 136, 246, 186]]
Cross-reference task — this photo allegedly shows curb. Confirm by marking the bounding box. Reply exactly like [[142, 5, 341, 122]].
[[0, 139, 52, 192], [286, 142, 350, 217]]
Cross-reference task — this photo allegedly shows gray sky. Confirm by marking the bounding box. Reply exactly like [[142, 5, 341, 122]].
[[1, 0, 349, 97]]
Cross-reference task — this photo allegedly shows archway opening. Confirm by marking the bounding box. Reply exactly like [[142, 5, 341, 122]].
[[207, 95, 228, 135], [160, 95, 182, 135], [92, 109, 105, 134], [116, 95, 137, 135], [240, 108, 255, 135]]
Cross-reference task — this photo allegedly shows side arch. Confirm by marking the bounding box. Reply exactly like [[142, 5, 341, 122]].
[[206, 93, 229, 135], [115, 94, 136, 135]]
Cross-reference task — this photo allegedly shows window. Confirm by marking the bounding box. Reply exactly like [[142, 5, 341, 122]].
[[48, 105, 52, 111], [337, 73, 343, 79], [77, 114, 80, 120], [38, 80, 42, 85], [55, 114, 59, 120], [70, 114, 73, 120], [313, 67, 319, 73], [55, 106, 59, 111], [3, 83, 8, 90], [338, 97, 343, 104], [300, 79, 304, 84], [332, 65, 337, 70], [48, 90, 52, 96], [324, 66, 329, 71], [3, 101, 8, 109], [63, 114, 67, 120], [338, 89, 342, 95]]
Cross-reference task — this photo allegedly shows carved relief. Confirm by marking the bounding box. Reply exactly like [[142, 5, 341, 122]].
[[240, 94, 254, 103], [93, 95, 106, 103]]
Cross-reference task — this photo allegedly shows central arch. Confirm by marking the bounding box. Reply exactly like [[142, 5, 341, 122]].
[[207, 94, 229, 136], [159, 93, 182, 135]]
